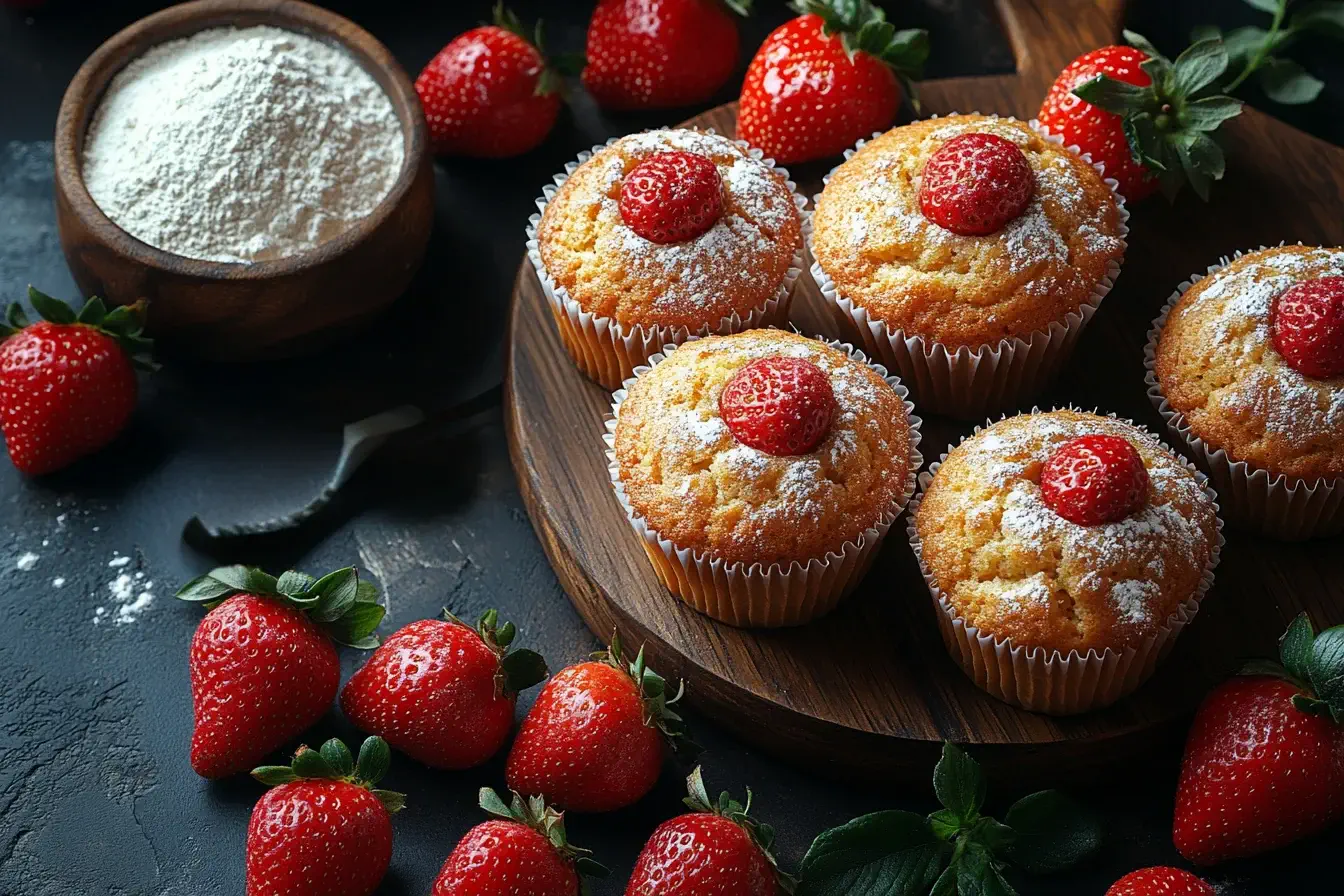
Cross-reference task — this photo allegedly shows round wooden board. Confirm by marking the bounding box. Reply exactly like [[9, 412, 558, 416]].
[[506, 1, 1344, 783]]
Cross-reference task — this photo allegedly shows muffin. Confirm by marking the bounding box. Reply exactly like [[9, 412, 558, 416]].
[[910, 410, 1221, 714], [1149, 245, 1344, 539], [606, 329, 921, 627], [528, 128, 806, 389], [810, 114, 1128, 418]]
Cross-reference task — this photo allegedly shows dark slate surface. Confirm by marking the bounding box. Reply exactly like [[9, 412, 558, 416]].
[[0, 1, 1340, 893]]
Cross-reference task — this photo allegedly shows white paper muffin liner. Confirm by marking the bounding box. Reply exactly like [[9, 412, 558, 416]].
[[526, 131, 810, 391], [809, 116, 1130, 420], [1144, 248, 1344, 540], [906, 409, 1224, 715], [604, 334, 924, 628]]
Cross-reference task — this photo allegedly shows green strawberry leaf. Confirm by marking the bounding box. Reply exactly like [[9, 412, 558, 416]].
[[955, 840, 1017, 896], [251, 766, 299, 786], [1002, 791, 1102, 874], [76, 296, 108, 326], [1072, 74, 1154, 114], [499, 649, 549, 694], [1280, 612, 1317, 685], [208, 564, 280, 595], [311, 568, 360, 623], [276, 570, 317, 595], [1258, 57, 1325, 104], [373, 789, 407, 814], [320, 738, 354, 777], [933, 743, 986, 821], [175, 574, 237, 604], [1171, 37, 1230, 96], [292, 747, 338, 780], [929, 808, 962, 841], [1182, 95, 1245, 131], [1307, 625, 1344, 711], [28, 286, 77, 324], [480, 787, 514, 819], [1293, 1, 1344, 39], [355, 735, 392, 785], [797, 810, 947, 896], [964, 817, 1015, 852]]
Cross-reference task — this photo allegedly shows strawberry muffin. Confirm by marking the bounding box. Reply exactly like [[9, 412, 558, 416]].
[[1149, 245, 1344, 539], [606, 329, 921, 627], [910, 410, 1221, 714], [810, 114, 1128, 418], [529, 128, 806, 389]]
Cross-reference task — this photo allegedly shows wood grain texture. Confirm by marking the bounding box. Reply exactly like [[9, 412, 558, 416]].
[[52, 0, 434, 361], [506, 0, 1344, 782]]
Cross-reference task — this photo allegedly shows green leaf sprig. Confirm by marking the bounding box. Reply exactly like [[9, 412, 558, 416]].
[[478, 787, 609, 893], [791, 0, 931, 110], [796, 743, 1102, 896], [1243, 612, 1344, 722], [253, 736, 406, 815], [1199, 0, 1340, 103]]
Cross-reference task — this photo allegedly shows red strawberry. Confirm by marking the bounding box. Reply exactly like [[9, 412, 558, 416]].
[[415, 5, 579, 158], [619, 151, 725, 244], [1271, 276, 1344, 379], [719, 356, 836, 456], [248, 737, 405, 896], [919, 133, 1035, 236], [0, 289, 153, 476], [340, 609, 547, 769], [737, 2, 928, 165], [506, 636, 695, 813], [177, 565, 386, 779], [626, 767, 791, 896], [1173, 613, 1344, 864], [431, 788, 606, 895], [1039, 434, 1148, 526], [584, 0, 748, 110], [1039, 46, 1158, 202], [1106, 867, 1213, 896]]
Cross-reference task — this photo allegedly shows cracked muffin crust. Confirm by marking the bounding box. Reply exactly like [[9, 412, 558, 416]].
[[1154, 245, 1344, 483], [612, 330, 914, 566], [811, 114, 1126, 348], [915, 411, 1218, 654]]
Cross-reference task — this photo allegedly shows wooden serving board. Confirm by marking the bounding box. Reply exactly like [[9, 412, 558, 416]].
[[505, 0, 1344, 782]]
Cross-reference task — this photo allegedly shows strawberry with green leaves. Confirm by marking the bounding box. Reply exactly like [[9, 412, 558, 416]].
[[177, 565, 385, 779], [0, 288, 153, 476], [797, 743, 1101, 895], [248, 737, 404, 896], [1173, 613, 1344, 865]]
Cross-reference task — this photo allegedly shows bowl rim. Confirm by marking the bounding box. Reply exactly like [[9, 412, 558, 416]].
[[53, 0, 428, 280]]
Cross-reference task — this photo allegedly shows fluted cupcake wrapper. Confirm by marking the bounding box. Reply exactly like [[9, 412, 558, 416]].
[[526, 132, 810, 391], [1144, 248, 1344, 540], [604, 335, 924, 628], [905, 408, 1224, 716], [809, 118, 1130, 420]]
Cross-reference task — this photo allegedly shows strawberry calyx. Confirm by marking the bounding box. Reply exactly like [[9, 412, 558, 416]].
[[1, 287, 157, 371], [175, 565, 386, 649], [491, 2, 584, 97], [252, 736, 406, 815], [683, 766, 797, 893], [1240, 612, 1344, 724], [478, 787, 609, 888], [597, 633, 700, 759], [444, 607, 549, 698], [790, 0, 930, 107]]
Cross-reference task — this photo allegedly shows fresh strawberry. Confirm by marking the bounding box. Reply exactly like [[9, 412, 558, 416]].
[[1173, 613, 1344, 864], [1038, 45, 1159, 202], [1271, 275, 1344, 379], [737, 1, 928, 165], [415, 5, 580, 158], [1039, 434, 1148, 526], [340, 609, 547, 769], [619, 151, 724, 244], [248, 737, 405, 896], [0, 289, 153, 476], [719, 356, 835, 456], [584, 0, 749, 110], [431, 788, 606, 895], [627, 767, 791, 896], [506, 635, 695, 813], [1106, 867, 1214, 896], [176, 565, 385, 779], [918, 133, 1035, 236]]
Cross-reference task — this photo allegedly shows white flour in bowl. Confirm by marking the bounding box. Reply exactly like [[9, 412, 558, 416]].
[[82, 25, 405, 264]]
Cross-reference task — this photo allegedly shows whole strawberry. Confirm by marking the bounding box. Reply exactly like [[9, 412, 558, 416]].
[[738, 1, 928, 166], [340, 609, 547, 769], [1040, 434, 1149, 526], [719, 356, 836, 456], [0, 289, 153, 476], [248, 737, 405, 896], [919, 132, 1036, 236], [506, 635, 695, 813], [1106, 867, 1214, 896], [177, 565, 385, 779], [431, 788, 606, 895], [415, 5, 580, 158], [583, 0, 748, 110], [1173, 613, 1344, 864], [627, 767, 791, 896]]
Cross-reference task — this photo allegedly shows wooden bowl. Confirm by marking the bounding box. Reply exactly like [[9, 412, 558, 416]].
[[53, 0, 434, 361]]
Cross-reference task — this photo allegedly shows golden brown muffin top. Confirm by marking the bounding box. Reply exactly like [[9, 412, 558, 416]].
[[915, 411, 1217, 654], [1155, 245, 1344, 482], [613, 330, 915, 566], [537, 129, 803, 330], [812, 115, 1126, 348]]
